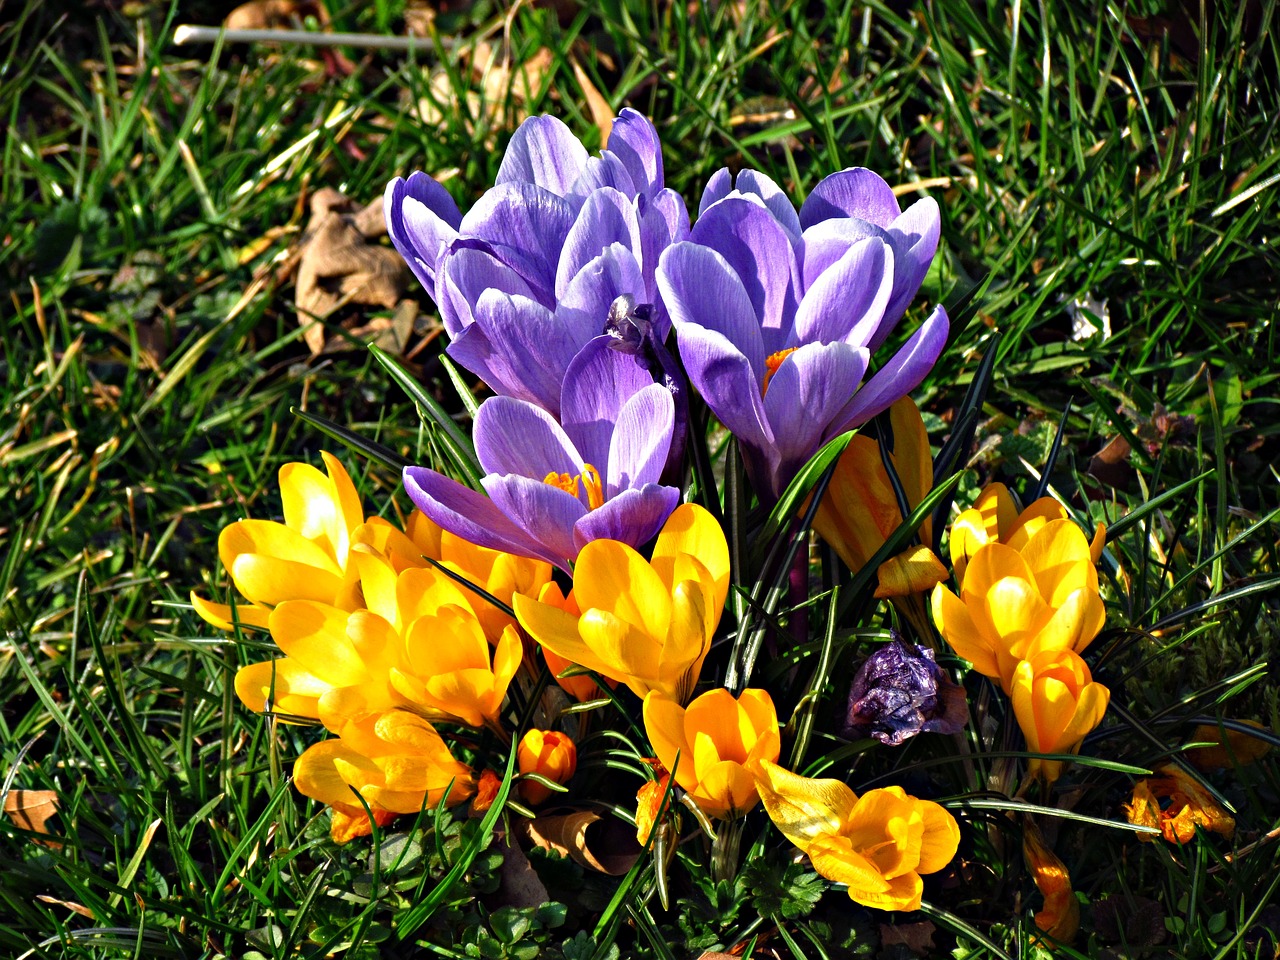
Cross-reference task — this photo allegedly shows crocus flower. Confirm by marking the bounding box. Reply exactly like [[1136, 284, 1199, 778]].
[[643, 688, 781, 819], [1124, 764, 1236, 844], [404, 338, 680, 571], [657, 167, 948, 502], [293, 710, 475, 842], [755, 760, 960, 912], [843, 638, 967, 746], [1023, 820, 1080, 943], [513, 503, 730, 703], [192, 451, 365, 629], [949, 483, 1105, 588], [1010, 648, 1110, 783], [813, 397, 946, 593], [385, 110, 689, 416], [931, 519, 1107, 692], [518, 730, 578, 805]]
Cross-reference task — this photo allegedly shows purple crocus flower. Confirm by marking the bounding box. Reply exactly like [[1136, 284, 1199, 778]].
[[385, 110, 690, 418], [656, 167, 948, 503], [403, 338, 680, 571], [843, 638, 967, 746]]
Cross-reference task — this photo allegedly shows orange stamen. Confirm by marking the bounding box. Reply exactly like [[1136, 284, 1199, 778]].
[[543, 471, 580, 498], [580, 463, 605, 510], [762, 347, 797, 396]]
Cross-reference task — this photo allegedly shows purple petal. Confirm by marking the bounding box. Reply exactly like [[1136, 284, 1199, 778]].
[[639, 190, 690, 309], [690, 196, 800, 349], [460, 182, 575, 296], [384, 173, 462, 299], [800, 216, 892, 293], [607, 384, 675, 497], [560, 335, 656, 472], [651, 188, 691, 245], [698, 167, 732, 217], [876, 197, 942, 344], [657, 242, 765, 379], [556, 188, 642, 299], [799, 167, 901, 230], [733, 169, 802, 243], [437, 242, 540, 336], [573, 484, 680, 552], [474, 396, 582, 479], [483, 473, 585, 565], [403, 467, 567, 568], [831, 305, 949, 433], [793, 237, 893, 349], [670, 321, 773, 455], [571, 153, 635, 200], [762, 341, 870, 498], [447, 291, 575, 414], [556, 243, 646, 349], [605, 109, 663, 199], [495, 115, 589, 195]]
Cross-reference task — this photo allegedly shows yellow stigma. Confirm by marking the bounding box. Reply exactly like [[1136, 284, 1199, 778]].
[[543, 464, 605, 511], [581, 463, 605, 511], [762, 347, 797, 396], [543, 471, 580, 498]]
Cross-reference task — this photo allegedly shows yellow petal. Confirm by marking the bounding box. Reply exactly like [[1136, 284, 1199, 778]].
[[1005, 497, 1070, 552], [1089, 522, 1106, 564], [915, 799, 961, 874], [1025, 589, 1106, 659], [814, 434, 898, 573], [1020, 519, 1096, 608], [754, 759, 856, 850], [844, 787, 918, 878], [269, 601, 368, 686], [574, 539, 671, 642], [231, 554, 344, 607], [684, 689, 748, 761], [695, 759, 759, 818], [1024, 822, 1079, 943], [579, 608, 661, 692], [352, 551, 400, 627], [294, 739, 374, 807], [513, 593, 612, 679], [219, 519, 342, 577], [642, 693, 693, 790], [931, 584, 1001, 679], [190, 592, 271, 631], [650, 503, 729, 613], [405, 607, 489, 676], [806, 833, 898, 904], [983, 576, 1051, 654], [234, 659, 327, 718], [874, 546, 948, 598], [492, 624, 523, 697], [406, 510, 445, 559]]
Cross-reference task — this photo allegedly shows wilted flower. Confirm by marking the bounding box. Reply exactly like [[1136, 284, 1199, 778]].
[[643, 688, 781, 819], [1185, 720, 1272, 771], [635, 772, 672, 845], [931, 519, 1107, 692], [404, 338, 680, 572], [293, 711, 475, 842], [513, 503, 730, 703], [192, 451, 365, 629], [656, 167, 947, 501], [949, 483, 1104, 588], [1125, 764, 1236, 844], [1023, 819, 1080, 943], [755, 760, 960, 911], [1010, 648, 1110, 783], [385, 110, 689, 416], [518, 729, 578, 805], [472, 769, 503, 814], [844, 638, 967, 746]]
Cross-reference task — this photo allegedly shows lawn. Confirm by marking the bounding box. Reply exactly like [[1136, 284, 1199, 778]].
[[2, 0, 1278, 957]]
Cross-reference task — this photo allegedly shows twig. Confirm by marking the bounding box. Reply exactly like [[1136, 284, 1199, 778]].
[[172, 25, 452, 51]]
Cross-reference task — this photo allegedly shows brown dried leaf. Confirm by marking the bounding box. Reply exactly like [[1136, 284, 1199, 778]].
[[37, 896, 95, 919], [570, 56, 614, 146], [293, 188, 410, 354], [521, 810, 641, 876], [4, 789, 60, 846], [495, 829, 551, 909], [1087, 434, 1134, 490], [225, 0, 329, 30]]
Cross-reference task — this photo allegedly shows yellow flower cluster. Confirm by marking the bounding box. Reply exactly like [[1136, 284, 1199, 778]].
[[932, 484, 1110, 782]]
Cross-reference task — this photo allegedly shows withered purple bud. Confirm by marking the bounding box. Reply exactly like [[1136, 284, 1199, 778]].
[[843, 637, 967, 745]]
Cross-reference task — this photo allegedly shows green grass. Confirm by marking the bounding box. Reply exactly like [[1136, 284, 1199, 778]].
[[2, 0, 1278, 956]]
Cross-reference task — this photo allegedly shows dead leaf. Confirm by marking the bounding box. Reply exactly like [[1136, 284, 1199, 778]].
[[4, 789, 61, 847], [880, 920, 936, 955], [1087, 434, 1134, 490], [570, 56, 614, 146], [494, 829, 550, 909], [37, 896, 95, 919], [521, 810, 641, 876], [225, 0, 329, 30], [293, 188, 410, 354]]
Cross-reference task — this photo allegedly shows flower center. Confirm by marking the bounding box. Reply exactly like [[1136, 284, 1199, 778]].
[[543, 463, 605, 510], [762, 347, 797, 396]]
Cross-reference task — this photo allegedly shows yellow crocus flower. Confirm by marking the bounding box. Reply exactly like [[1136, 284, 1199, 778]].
[[517, 730, 578, 805], [1009, 648, 1110, 783], [642, 688, 780, 819], [931, 519, 1106, 692], [1023, 819, 1079, 943], [513, 503, 730, 704], [755, 760, 960, 912]]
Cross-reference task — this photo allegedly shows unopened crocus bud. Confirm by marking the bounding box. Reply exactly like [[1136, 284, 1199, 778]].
[[844, 638, 967, 745], [518, 730, 577, 805]]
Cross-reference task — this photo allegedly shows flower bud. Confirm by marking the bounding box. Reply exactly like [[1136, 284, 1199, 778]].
[[518, 730, 578, 805]]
